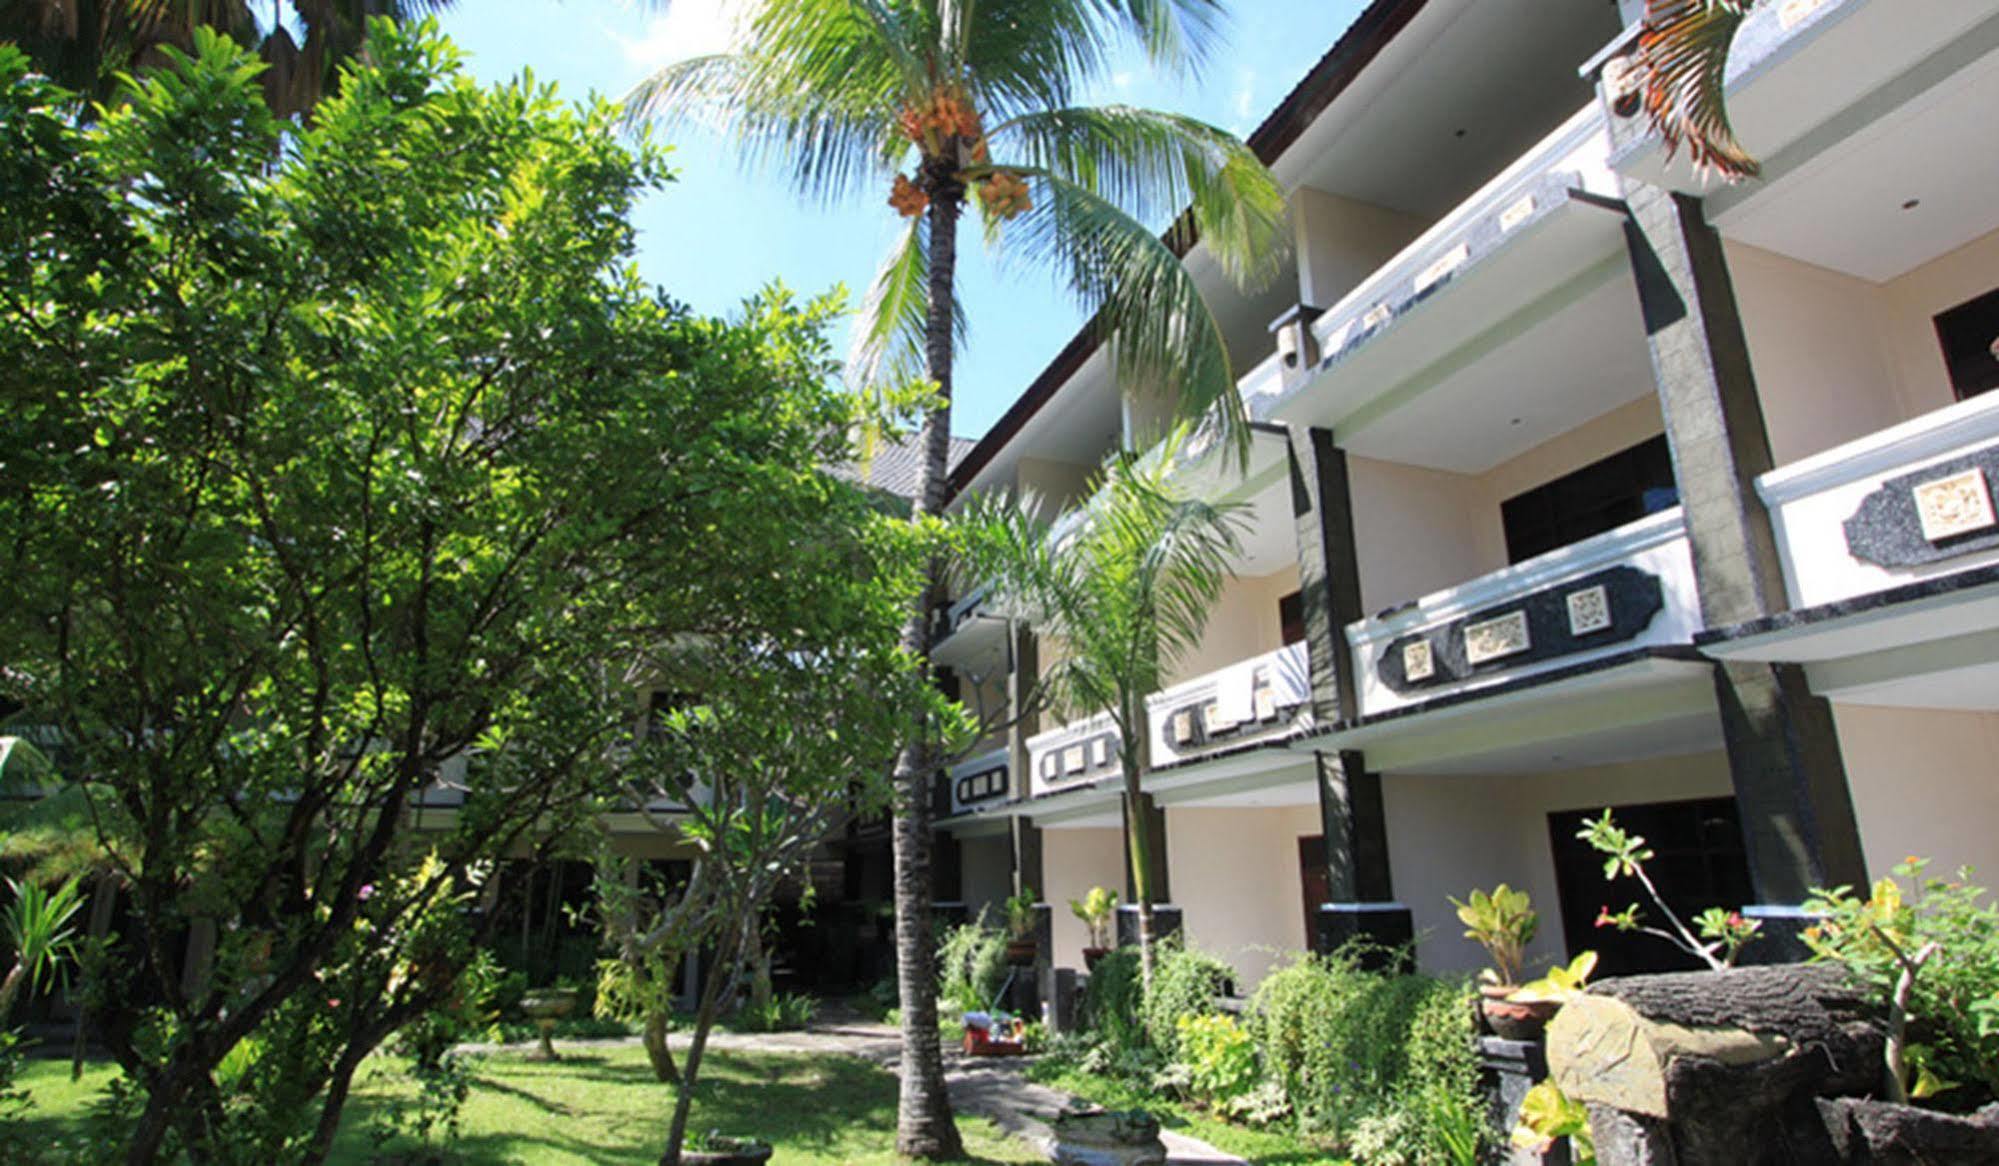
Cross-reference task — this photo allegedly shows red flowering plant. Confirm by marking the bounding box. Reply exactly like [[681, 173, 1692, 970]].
[[1579, 810, 1760, 970]]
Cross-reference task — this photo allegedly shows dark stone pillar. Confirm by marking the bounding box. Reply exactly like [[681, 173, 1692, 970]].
[[1481, 1037, 1568, 1166], [1115, 904, 1182, 948], [1621, 186, 1868, 904], [1011, 817, 1043, 900], [1287, 425, 1409, 954], [933, 830, 962, 904]]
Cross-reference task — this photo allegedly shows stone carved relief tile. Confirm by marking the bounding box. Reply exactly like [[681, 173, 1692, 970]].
[[1402, 639, 1436, 682], [1201, 702, 1237, 735], [1913, 468, 1996, 543], [1566, 585, 1612, 636], [1463, 611, 1531, 666], [1171, 709, 1197, 745], [1499, 195, 1537, 233], [1090, 737, 1111, 767], [1062, 744, 1086, 774]]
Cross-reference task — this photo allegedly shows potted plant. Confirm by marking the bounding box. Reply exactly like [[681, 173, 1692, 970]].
[[1004, 886, 1039, 966], [1450, 884, 1558, 1040], [1070, 886, 1118, 969], [677, 1130, 773, 1166]]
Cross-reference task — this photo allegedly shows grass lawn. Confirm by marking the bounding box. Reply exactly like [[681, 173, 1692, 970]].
[[18, 1044, 1041, 1165], [1024, 1060, 1350, 1166]]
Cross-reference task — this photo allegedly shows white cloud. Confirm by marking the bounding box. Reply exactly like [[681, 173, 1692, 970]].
[[1111, 70, 1134, 91], [614, 0, 742, 71]]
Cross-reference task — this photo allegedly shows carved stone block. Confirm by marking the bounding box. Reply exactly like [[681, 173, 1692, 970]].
[[1913, 467, 1995, 543], [1566, 584, 1612, 636], [1464, 610, 1531, 665]]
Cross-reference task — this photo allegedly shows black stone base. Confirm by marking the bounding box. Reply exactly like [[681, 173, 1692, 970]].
[[1480, 1037, 1566, 1166], [933, 901, 970, 931], [1738, 904, 1819, 966], [1115, 904, 1183, 949], [1313, 903, 1413, 971]]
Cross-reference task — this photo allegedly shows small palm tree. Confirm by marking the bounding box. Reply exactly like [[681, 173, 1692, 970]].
[[625, 3, 1287, 1153], [1631, 0, 1762, 179], [1, 0, 451, 115], [1, 873, 85, 1022], [963, 425, 1248, 988]]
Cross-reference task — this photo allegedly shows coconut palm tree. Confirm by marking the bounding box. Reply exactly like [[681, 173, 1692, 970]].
[[1631, 0, 1762, 179], [962, 425, 1248, 989], [625, 2, 1287, 1153], [1, 0, 451, 115]]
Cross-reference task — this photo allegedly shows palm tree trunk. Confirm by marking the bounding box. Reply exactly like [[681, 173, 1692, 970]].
[[1120, 757, 1157, 989], [890, 163, 968, 1162]]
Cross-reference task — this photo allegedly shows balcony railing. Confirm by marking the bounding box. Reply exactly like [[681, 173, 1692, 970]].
[[1345, 509, 1699, 717], [944, 746, 1011, 816], [1145, 643, 1312, 768], [1254, 104, 1620, 430], [1025, 712, 1121, 799], [1758, 391, 1999, 611]]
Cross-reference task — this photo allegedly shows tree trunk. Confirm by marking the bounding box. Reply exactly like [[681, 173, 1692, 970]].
[[663, 923, 744, 1166], [1120, 736, 1158, 990], [890, 164, 968, 1161], [644, 1009, 680, 1084]]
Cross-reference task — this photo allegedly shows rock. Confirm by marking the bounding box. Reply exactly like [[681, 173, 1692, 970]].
[[1818, 1098, 1999, 1164], [1050, 1106, 1167, 1166]]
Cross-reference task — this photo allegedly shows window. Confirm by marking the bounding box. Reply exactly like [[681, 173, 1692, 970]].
[[1935, 286, 1999, 401], [1546, 797, 1753, 977], [1278, 591, 1306, 646], [1500, 435, 1678, 564]]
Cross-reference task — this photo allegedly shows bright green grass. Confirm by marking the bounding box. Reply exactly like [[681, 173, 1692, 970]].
[[1024, 1060, 1351, 1166], [19, 1045, 1041, 1164]]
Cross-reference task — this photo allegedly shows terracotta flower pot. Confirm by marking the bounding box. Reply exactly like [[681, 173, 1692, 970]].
[[1082, 946, 1110, 971], [1478, 985, 1560, 1041], [1005, 937, 1038, 966]]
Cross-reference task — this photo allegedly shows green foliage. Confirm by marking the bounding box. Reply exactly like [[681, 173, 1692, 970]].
[[1581, 809, 1758, 969], [1511, 951, 1599, 1005], [1512, 1079, 1596, 1164], [731, 992, 819, 1034], [1450, 883, 1536, 988], [1079, 947, 1147, 1057], [0, 1031, 28, 1162], [365, 1051, 475, 1164], [0, 19, 922, 1157], [1247, 951, 1487, 1161], [1004, 887, 1039, 940], [1174, 1013, 1257, 1109], [1070, 886, 1119, 950], [1140, 943, 1234, 1060], [1804, 858, 1999, 1105], [1, 873, 85, 1016], [937, 918, 1010, 1016]]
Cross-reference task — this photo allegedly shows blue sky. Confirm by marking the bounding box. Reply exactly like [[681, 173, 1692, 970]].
[[437, 1, 1369, 439]]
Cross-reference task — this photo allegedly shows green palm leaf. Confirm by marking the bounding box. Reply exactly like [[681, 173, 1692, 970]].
[[1635, 0, 1760, 179]]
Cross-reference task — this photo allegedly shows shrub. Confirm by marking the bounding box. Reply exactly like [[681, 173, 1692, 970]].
[[1175, 1013, 1258, 1109], [937, 917, 1009, 1017], [1079, 947, 1146, 1056], [1140, 942, 1235, 1059], [1247, 950, 1485, 1161], [731, 991, 819, 1033]]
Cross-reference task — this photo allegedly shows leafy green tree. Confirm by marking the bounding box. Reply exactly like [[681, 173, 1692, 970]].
[[0, 23, 905, 1162], [963, 427, 1247, 987], [625, 3, 1288, 1151], [1, 0, 449, 115]]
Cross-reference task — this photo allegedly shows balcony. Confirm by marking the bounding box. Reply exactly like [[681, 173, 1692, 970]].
[[1347, 508, 1701, 719], [1256, 104, 1628, 449], [1146, 643, 1313, 769], [1701, 392, 1999, 709], [944, 746, 1011, 817], [1025, 712, 1121, 800]]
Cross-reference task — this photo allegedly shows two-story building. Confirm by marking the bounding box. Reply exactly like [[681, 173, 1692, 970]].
[[929, 0, 1999, 990]]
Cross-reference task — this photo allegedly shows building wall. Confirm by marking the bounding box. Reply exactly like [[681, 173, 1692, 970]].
[[1017, 456, 1097, 521], [1165, 802, 1322, 989], [1348, 395, 1668, 614], [1831, 703, 1999, 884], [1040, 825, 1127, 970], [1169, 565, 1302, 687], [1292, 187, 1429, 310], [1382, 750, 1734, 975], [960, 833, 1015, 921], [1730, 227, 1999, 467]]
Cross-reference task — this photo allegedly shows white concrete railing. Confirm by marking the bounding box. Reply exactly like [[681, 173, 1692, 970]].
[[1145, 642, 1312, 767], [1025, 711, 1121, 798], [1758, 391, 1999, 609], [1346, 509, 1700, 716]]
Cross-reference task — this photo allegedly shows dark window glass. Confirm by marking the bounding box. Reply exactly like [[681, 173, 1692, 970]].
[[1546, 797, 1753, 977], [1500, 435, 1678, 564], [1935, 286, 1999, 401], [1279, 591, 1306, 646]]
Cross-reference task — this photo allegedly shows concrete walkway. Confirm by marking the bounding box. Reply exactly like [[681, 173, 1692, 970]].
[[472, 1018, 1251, 1164]]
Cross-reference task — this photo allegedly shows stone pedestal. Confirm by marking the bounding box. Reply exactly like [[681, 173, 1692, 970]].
[[1114, 904, 1181, 949], [1480, 1037, 1567, 1166], [1313, 902, 1412, 970]]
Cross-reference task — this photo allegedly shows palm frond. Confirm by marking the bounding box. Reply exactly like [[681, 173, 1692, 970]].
[[989, 104, 1288, 289], [958, 0, 1222, 120], [851, 217, 970, 390], [1635, 0, 1759, 179], [996, 170, 1248, 461]]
